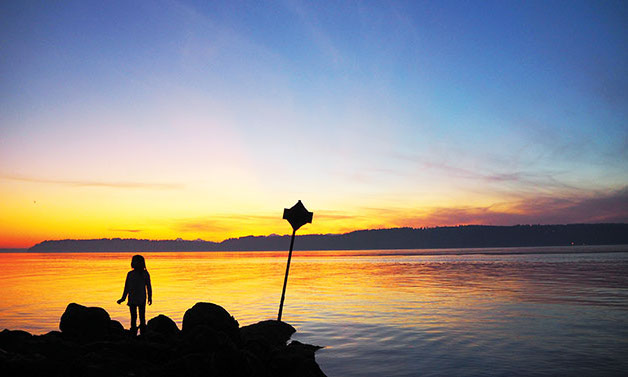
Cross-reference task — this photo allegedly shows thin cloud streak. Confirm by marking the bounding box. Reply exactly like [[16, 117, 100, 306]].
[[312, 188, 628, 231], [172, 214, 281, 234], [2, 174, 184, 190], [398, 187, 628, 227], [395, 152, 578, 191], [174, 220, 230, 233]]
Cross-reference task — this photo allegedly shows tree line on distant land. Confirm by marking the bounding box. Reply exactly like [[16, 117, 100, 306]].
[[28, 223, 628, 252]]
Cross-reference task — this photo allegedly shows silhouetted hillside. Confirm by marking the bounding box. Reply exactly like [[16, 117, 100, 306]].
[[28, 224, 628, 252]]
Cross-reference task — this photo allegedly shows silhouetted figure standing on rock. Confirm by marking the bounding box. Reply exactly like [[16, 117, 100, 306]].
[[117, 254, 152, 335]]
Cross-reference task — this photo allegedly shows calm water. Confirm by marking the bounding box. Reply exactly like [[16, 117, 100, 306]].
[[1, 246, 628, 376]]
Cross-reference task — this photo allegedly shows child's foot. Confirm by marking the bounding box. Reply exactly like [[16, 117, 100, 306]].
[[130, 326, 138, 336]]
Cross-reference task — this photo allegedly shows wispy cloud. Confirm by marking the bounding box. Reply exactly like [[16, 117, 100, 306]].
[[174, 219, 230, 233], [284, 0, 344, 65], [172, 214, 281, 234], [397, 187, 628, 227], [109, 229, 143, 233], [314, 210, 356, 221], [1, 174, 184, 190], [387, 151, 581, 195]]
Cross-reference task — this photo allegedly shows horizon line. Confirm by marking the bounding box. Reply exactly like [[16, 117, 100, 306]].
[[24, 222, 628, 248]]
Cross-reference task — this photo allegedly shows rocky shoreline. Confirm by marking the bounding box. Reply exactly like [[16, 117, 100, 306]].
[[0, 302, 326, 377]]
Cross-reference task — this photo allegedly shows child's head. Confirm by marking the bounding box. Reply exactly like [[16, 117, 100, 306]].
[[131, 254, 146, 271]]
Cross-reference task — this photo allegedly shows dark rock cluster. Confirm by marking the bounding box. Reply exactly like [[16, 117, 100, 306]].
[[0, 302, 326, 377]]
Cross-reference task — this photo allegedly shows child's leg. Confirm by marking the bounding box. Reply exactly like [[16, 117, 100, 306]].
[[138, 304, 146, 334], [129, 305, 138, 330], [138, 304, 146, 326]]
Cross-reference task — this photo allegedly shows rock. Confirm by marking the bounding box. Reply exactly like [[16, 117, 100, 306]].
[[1, 302, 327, 377], [164, 348, 257, 377], [241, 320, 297, 361], [83, 339, 171, 364], [241, 320, 296, 349], [161, 353, 213, 377], [0, 329, 33, 353], [59, 303, 111, 340], [180, 325, 236, 354], [0, 352, 60, 377], [108, 320, 125, 338], [30, 332, 77, 361], [147, 314, 180, 338], [271, 340, 326, 377], [182, 302, 240, 344], [210, 348, 256, 377], [40, 330, 62, 339]]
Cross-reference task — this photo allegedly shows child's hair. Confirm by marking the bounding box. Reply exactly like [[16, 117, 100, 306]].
[[131, 254, 147, 271]]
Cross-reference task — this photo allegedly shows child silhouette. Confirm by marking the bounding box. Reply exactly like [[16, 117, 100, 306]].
[[117, 254, 152, 335]]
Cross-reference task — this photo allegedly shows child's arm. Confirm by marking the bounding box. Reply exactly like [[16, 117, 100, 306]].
[[117, 272, 130, 304], [146, 271, 153, 305]]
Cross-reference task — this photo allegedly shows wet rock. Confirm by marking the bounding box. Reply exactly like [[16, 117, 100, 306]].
[[182, 302, 240, 344], [59, 303, 111, 340], [147, 314, 180, 338]]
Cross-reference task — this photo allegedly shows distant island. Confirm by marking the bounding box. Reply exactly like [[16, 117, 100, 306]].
[[29, 223, 628, 252]]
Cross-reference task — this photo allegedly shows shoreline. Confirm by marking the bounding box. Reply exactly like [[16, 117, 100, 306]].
[[2, 244, 628, 256]]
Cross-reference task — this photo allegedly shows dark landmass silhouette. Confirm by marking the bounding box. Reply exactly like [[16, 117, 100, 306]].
[[29, 223, 628, 252], [0, 302, 326, 377], [0, 248, 28, 252]]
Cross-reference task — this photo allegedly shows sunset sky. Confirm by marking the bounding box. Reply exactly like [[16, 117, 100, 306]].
[[1, 0, 627, 248]]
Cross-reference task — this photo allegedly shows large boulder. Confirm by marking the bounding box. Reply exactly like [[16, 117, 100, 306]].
[[59, 303, 111, 340], [182, 303, 239, 344], [146, 314, 180, 338]]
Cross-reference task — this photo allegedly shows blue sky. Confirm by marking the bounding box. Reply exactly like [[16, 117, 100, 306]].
[[0, 0, 626, 246]]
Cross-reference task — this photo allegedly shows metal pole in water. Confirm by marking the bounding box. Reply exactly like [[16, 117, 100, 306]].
[[278, 200, 312, 322], [278, 228, 296, 321]]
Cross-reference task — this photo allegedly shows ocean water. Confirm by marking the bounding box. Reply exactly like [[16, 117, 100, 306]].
[[1, 246, 627, 376]]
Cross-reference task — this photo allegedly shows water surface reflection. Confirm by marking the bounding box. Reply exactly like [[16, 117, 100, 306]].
[[1, 248, 627, 376]]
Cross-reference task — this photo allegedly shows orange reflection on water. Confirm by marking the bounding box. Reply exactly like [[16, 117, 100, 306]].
[[1, 250, 535, 334]]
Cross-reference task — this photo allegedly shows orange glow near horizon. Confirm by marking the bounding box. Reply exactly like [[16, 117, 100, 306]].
[[1, 173, 626, 248], [0, 192, 515, 248]]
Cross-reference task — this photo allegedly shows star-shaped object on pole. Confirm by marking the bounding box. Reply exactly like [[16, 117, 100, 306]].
[[283, 200, 313, 231]]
